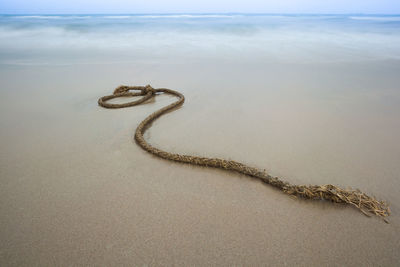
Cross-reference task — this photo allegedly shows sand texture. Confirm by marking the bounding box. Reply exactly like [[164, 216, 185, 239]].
[[1, 59, 400, 265]]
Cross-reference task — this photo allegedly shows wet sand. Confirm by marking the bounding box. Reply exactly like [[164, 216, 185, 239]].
[[0, 58, 400, 266]]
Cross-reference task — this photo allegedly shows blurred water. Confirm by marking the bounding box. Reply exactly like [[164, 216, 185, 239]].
[[1, 14, 400, 65]]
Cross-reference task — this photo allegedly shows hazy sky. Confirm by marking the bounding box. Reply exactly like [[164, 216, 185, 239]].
[[1, 0, 399, 14]]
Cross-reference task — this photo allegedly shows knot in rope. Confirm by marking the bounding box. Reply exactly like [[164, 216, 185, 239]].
[[144, 84, 156, 95]]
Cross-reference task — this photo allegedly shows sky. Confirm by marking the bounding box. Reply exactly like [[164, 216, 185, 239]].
[[0, 0, 400, 14]]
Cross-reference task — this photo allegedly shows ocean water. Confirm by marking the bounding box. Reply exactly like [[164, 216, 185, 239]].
[[1, 14, 400, 266], [1, 14, 400, 65]]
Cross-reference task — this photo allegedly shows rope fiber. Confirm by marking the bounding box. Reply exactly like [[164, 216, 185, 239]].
[[98, 84, 390, 222]]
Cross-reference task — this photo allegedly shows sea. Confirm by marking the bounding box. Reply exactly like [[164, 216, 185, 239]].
[[1, 14, 400, 65]]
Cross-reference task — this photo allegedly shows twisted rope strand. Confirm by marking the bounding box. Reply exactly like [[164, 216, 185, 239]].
[[98, 84, 390, 222]]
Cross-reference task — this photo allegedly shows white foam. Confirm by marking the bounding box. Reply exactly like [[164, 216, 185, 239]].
[[349, 16, 400, 21], [16, 15, 63, 19], [102, 16, 133, 19], [14, 15, 92, 19], [137, 14, 240, 18]]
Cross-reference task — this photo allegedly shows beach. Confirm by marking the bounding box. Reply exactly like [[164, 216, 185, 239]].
[[1, 14, 400, 265]]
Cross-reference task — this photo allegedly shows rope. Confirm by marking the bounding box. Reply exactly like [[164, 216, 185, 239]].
[[98, 84, 390, 222]]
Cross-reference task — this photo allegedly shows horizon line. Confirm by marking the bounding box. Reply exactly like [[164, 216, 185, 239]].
[[1, 12, 400, 15]]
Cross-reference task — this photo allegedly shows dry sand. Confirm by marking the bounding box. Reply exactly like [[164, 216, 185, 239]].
[[1, 59, 400, 266]]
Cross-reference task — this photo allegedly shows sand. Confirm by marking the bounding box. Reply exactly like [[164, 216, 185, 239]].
[[1, 59, 400, 266]]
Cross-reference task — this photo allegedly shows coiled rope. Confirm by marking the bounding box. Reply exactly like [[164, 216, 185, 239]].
[[98, 84, 390, 222]]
